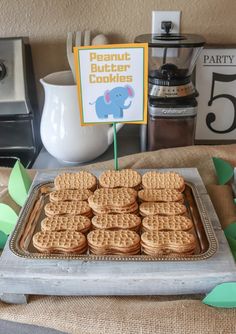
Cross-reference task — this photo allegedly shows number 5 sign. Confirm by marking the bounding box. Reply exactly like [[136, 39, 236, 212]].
[[195, 46, 236, 143]]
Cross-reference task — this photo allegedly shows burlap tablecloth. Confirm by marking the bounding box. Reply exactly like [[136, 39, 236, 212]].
[[1, 144, 236, 334]]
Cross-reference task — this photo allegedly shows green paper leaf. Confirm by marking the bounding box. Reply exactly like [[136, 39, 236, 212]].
[[224, 223, 236, 260], [225, 238, 236, 260], [0, 204, 18, 235], [224, 223, 236, 239], [0, 231, 8, 249], [8, 160, 32, 207], [212, 157, 234, 185], [203, 283, 236, 308]]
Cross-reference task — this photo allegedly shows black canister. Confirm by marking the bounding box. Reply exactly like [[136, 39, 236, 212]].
[[148, 98, 197, 151]]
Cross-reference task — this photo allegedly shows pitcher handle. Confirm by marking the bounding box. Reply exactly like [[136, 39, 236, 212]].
[[107, 123, 124, 145]]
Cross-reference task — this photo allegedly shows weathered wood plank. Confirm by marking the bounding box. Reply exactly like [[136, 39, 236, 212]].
[[0, 231, 235, 297], [0, 168, 235, 303], [0, 293, 28, 304]]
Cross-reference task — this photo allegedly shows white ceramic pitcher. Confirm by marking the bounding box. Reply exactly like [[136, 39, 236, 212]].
[[40, 71, 123, 163]]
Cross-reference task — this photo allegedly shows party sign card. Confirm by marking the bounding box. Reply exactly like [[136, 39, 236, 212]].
[[74, 43, 148, 125]]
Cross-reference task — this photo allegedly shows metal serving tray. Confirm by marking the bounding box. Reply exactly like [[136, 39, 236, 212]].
[[9, 177, 218, 262]]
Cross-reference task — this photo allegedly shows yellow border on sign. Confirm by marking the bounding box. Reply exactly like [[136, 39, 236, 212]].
[[74, 43, 148, 126]]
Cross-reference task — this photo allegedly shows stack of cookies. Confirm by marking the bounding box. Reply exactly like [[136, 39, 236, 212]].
[[141, 230, 196, 256], [41, 215, 91, 234], [32, 169, 197, 258], [86, 169, 142, 255], [33, 230, 87, 254], [54, 171, 97, 191], [87, 229, 141, 255], [44, 171, 96, 219], [99, 169, 142, 189], [139, 172, 186, 217], [33, 171, 97, 254], [92, 214, 141, 232], [139, 171, 196, 256], [141, 171, 185, 191], [142, 215, 193, 233], [88, 188, 138, 214]]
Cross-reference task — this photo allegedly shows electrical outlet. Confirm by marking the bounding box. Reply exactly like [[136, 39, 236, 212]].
[[152, 11, 181, 35], [151, 11, 181, 59]]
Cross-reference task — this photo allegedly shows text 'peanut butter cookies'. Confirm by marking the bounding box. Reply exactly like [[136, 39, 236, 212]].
[[41, 215, 91, 233], [50, 189, 93, 203], [142, 215, 193, 232], [142, 171, 185, 192], [92, 214, 141, 231], [87, 229, 141, 255], [141, 231, 196, 255], [139, 202, 187, 216], [33, 230, 87, 254], [54, 171, 97, 191], [44, 201, 92, 217], [99, 169, 141, 189], [138, 189, 184, 202]]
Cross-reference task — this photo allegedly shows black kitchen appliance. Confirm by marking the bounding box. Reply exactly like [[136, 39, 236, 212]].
[[135, 22, 205, 151], [0, 37, 40, 167]]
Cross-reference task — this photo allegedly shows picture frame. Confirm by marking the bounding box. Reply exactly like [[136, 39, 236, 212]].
[[195, 45, 236, 144]]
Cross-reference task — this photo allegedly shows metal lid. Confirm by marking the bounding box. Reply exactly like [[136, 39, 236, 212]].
[[149, 81, 196, 99], [135, 34, 205, 48]]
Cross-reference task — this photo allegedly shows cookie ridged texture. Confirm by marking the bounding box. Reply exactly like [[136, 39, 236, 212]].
[[88, 189, 137, 208], [41, 215, 91, 233], [33, 230, 87, 253], [50, 189, 93, 203], [54, 171, 97, 190], [139, 202, 186, 216], [92, 214, 141, 230], [92, 202, 139, 215], [99, 169, 141, 188], [138, 189, 183, 202], [94, 188, 137, 197], [142, 172, 185, 191], [141, 231, 196, 254], [142, 215, 193, 232], [87, 229, 140, 254], [44, 201, 92, 217]]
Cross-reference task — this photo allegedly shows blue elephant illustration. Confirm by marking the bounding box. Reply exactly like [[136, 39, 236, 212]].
[[90, 85, 134, 119]]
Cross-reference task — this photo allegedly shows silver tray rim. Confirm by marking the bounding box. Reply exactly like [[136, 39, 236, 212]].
[[9, 173, 218, 262]]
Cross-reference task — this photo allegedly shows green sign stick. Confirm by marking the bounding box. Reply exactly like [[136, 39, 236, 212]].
[[113, 122, 118, 170]]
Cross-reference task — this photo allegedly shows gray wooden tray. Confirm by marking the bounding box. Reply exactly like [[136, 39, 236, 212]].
[[0, 168, 235, 304]]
